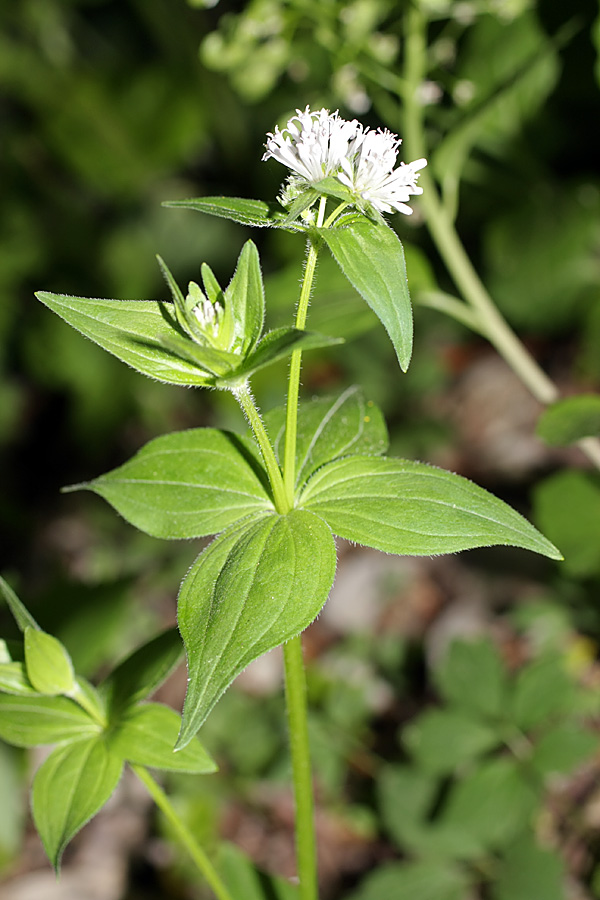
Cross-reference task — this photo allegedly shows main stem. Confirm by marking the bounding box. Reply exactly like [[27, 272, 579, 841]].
[[402, 7, 600, 471], [131, 764, 234, 900], [279, 195, 328, 900], [283, 196, 328, 505]]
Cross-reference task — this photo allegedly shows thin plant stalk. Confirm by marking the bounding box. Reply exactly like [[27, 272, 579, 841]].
[[283, 195, 328, 505], [234, 382, 290, 514], [131, 764, 235, 900], [402, 6, 600, 471], [283, 635, 318, 900]]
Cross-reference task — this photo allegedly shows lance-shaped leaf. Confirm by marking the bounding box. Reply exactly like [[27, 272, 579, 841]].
[[264, 386, 389, 491], [163, 196, 292, 229], [320, 218, 413, 371], [536, 395, 600, 446], [32, 737, 123, 871], [35, 293, 213, 386], [67, 428, 274, 540], [226, 240, 264, 355], [177, 510, 336, 747], [0, 662, 39, 696], [0, 694, 101, 747], [24, 628, 76, 696], [229, 327, 343, 385], [100, 627, 184, 716], [300, 456, 562, 559], [0, 575, 40, 632], [108, 703, 217, 774]]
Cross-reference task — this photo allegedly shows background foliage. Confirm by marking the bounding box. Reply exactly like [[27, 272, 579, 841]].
[[1, 0, 600, 897]]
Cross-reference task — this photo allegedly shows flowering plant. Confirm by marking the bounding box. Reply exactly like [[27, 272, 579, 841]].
[[1, 107, 561, 900]]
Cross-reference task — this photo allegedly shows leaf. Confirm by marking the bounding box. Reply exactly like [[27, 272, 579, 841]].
[[218, 843, 298, 900], [0, 694, 100, 747], [492, 833, 565, 900], [537, 395, 600, 446], [264, 386, 389, 491], [24, 628, 76, 696], [300, 456, 562, 558], [163, 196, 290, 229], [511, 655, 575, 731], [0, 662, 39, 696], [376, 765, 437, 850], [177, 510, 336, 747], [35, 292, 212, 387], [440, 757, 536, 853], [108, 703, 216, 773], [436, 638, 508, 720], [232, 327, 343, 383], [226, 241, 264, 356], [100, 627, 184, 716], [404, 708, 500, 774], [533, 470, 600, 577], [530, 723, 597, 778], [348, 860, 469, 900], [0, 576, 39, 632], [321, 218, 413, 371], [70, 428, 273, 540], [32, 737, 123, 871]]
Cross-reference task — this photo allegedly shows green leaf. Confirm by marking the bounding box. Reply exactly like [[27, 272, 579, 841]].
[[100, 627, 184, 716], [231, 327, 343, 384], [177, 510, 336, 747], [35, 292, 212, 387], [404, 708, 500, 774], [24, 628, 76, 696], [163, 196, 290, 229], [348, 860, 469, 900], [533, 470, 600, 577], [225, 240, 264, 356], [536, 395, 600, 446], [0, 694, 100, 747], [264, 386, 389, 491], [436, 638, 508, 720], [376, 765, 438, 850], [32, 737, 123, 871], [0, 662, 39, 696], [219, 843, 298, 900], [321, 218, 413, 371], [108, 703, 216, 773], [300, 456, 562, 558], [511, 655, 575, 731], [530, 723, 597, 778], [71, 428, 273, 539], [0, 576, 40, 632], [440, 757, 536, 853], [492, 833, 565, 900]]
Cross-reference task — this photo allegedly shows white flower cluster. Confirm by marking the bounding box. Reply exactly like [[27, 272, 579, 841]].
[[263, 106, 427, 216], [187, 281, 223, 340]]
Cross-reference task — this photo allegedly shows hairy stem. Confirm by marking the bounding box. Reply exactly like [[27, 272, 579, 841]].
[[234, 382, 290, 514], [283, 636, 318, 900], [131, 764, 234, 900], [283, 195, 328, 504], [402, 6, 600, 470]]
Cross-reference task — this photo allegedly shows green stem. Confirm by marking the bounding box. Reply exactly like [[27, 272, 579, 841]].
[[283, 636, 317, 900], [131, 764, 234, 900], [402, 6, 600, 470], [234, 382, 290, 514], [283, 195, 328, 504]]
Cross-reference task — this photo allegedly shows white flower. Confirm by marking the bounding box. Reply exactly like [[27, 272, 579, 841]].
[[263, 107, 362, 184], [263, 106, 427, 216], [187, 282, 223, 340]]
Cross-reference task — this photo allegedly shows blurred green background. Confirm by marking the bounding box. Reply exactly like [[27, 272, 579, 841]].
[[1, 0, 600, 896]]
